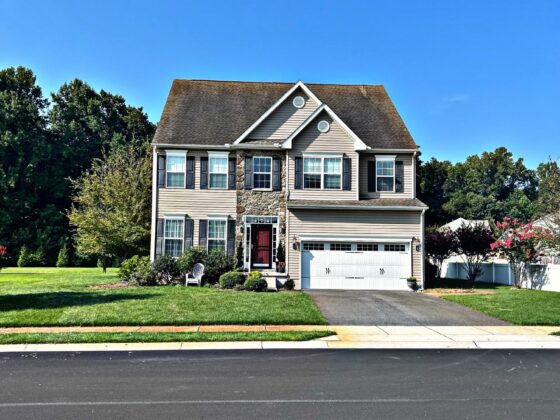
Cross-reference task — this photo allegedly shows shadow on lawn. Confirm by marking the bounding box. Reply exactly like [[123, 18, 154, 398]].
[[0, 292, 151, 312]]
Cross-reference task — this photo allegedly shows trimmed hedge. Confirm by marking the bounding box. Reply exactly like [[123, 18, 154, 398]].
[[219, 271, 246, 289]]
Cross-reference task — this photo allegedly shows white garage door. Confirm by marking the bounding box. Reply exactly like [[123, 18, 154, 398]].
[[301, 242, 411, 290]]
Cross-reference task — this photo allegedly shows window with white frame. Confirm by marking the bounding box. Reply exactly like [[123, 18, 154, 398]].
[[376, 156, 395, 192], [253, 156, 272, 189], [164, 218, 184, 257], [208, 219, 227, 252], [166, 152, 186, 188], [209, 154, 228, 189], [303, 156, 342, 189]]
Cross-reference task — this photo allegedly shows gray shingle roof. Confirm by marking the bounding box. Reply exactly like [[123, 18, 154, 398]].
[[287, 198, 428, 209], [153, 80, 417, 150]]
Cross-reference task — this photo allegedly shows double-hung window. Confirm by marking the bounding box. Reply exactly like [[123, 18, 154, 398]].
[[164, 217, 184, 257], [208, 219, 227, 252], [376, 156, 395, 192], [253, 156, 272, 189], [166, 152, 186, 188], [303, 156, 342, 189], [209, 153, 228, 189]]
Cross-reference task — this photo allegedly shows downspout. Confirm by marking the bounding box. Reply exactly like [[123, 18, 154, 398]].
[[285, 149, 290, 278], [420, 208, 426, 290], [412, 151, 418, 198], [150, 146, 158, 261]]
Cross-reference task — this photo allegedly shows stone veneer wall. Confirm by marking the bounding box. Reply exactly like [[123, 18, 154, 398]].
[[235, 150, 287, 262]]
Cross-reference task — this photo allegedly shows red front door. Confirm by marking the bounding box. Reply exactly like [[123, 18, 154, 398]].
[[251, 225, 272, 268]]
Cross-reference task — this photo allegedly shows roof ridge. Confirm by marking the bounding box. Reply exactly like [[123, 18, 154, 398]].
[[172, 79, 385, 88]]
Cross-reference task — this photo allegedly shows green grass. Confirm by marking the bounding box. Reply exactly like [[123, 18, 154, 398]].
[[0, 268, 326, 326], [0, 330, 334, 344], [440, 285, 560, 326]]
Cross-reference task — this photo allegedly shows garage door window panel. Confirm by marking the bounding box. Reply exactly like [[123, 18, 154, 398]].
[[383, 244, 406, 252]]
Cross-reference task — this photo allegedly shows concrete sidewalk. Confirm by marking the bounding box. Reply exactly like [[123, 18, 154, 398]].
[[0, 325, 559, 351]]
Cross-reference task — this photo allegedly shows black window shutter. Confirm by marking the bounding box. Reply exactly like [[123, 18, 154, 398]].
[[184, 217, 193, 250], [228, 157, 236, 190], [395, 161, 404, 193], [244, 156, 253, 190], [272, 156, 281, 191], [342, 157, 351, 190], [186, 156, 195, 189], [155, 218, 164, 257], [227, 220, 235, 257], [367, 160, 376, 192], [157, 155, 166, 188], [199, 220, 208, 248], [295, 157, 303, 189], [200, 157, 208, 189]]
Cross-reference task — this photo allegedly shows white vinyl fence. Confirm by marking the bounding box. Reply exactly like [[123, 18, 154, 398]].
[[441, 262, 560, 292]]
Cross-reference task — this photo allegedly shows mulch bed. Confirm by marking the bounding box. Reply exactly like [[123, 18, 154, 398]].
[[424, 289, 496, 297]]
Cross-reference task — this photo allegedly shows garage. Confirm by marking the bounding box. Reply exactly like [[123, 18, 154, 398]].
[[300, 242, 412, 290]]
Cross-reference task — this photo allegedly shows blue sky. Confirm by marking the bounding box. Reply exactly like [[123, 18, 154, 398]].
[[1, 0, 559, 167]]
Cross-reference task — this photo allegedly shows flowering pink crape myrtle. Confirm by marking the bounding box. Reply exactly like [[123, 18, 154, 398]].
[[491, 217, 554, 288]]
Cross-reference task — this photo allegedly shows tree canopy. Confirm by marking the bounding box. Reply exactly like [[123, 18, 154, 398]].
[[0, 66, 155, 264]]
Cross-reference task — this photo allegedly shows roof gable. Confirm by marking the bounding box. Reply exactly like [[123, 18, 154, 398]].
[[245, 87, 319, 142], [233, 81, 320, 145], [282, 104, 367, 151]]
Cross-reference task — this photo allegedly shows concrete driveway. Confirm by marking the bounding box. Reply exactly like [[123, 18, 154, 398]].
[[306, 290, 509, 326]]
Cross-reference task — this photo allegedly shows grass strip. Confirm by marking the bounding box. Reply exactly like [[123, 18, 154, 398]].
[[0, 330, 335, 344]]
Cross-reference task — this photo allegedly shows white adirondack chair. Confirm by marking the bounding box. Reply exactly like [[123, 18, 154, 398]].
[[186, 263, 204, 287]]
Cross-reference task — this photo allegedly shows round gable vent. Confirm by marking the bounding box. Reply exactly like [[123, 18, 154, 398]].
[[317, 120, 330, 133], [293, 96, 305, 109]]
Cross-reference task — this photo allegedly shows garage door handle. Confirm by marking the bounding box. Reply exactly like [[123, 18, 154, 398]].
[[380, 268, 385, 275]]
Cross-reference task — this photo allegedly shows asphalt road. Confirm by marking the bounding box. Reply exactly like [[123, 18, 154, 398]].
[[1, 349, 559, 419], [306, 290, 509, 325]]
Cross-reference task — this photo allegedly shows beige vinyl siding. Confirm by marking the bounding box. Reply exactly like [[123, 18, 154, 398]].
[[246, 90, 319, 141], [288, 112, 358, 200], [157, 150, 236, 246], [287, 209, 423, 285], [359, 154, 414, 199]]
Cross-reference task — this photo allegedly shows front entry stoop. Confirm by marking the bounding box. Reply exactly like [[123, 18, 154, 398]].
[[259, 271, 289, 290]]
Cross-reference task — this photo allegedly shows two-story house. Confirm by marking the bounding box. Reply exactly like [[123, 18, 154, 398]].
[[150, 80, 427, 290]]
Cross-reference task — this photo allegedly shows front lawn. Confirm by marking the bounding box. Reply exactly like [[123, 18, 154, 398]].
[[436, 282, 560, 325], [0, 268, 326, 326], [0, 330, 334, 344]]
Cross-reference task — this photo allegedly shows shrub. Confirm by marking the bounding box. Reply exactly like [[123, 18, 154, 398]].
[[178, 247, 208, 274], [219, 271, 246, 289], [153, 255, 181, 284], [276, 240, 285, 263], [129, 258, 157, 286], [205, 248, 236, 284], [244, 271, 268, 292], [236, 242, 244, 268], [283, 278, 295, 291], [17, 246, 46, 267], [56, 244, 71, 268], [119, 255, 151, 281]]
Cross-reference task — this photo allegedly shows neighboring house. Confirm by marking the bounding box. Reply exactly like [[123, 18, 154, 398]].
[[150, 80, 427, 290], [439, 217, 490, 232]]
